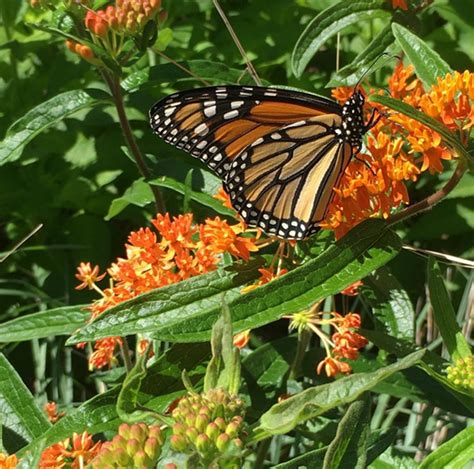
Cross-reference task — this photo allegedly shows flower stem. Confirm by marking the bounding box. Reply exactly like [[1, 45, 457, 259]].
[[388, 160, 466, 226], [106, 72, 166, 214], [289, 328, 311, 380], [120, 338, 133, 373]]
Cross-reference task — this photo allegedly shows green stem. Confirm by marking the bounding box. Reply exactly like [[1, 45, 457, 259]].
[[253, 437, 272, 469], [289, 329, 311, 380], [388, 160, 466, 226], [120, 337, 133, 373], [107, 73, 166, 214]]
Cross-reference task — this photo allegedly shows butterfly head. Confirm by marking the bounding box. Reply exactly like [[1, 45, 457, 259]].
[[341, 90, 366, 148]]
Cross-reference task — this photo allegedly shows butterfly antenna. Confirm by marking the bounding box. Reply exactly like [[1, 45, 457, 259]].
[[355, 53, 401, 90]]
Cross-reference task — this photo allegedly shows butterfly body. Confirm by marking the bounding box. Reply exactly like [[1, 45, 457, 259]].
[[150, 85, 373, 240]]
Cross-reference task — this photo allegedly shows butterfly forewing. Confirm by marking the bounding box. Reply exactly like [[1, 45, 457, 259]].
[[149, 86, 341, 176]]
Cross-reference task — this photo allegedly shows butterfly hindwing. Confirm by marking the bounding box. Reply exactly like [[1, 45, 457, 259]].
[[223, 115, 353, 239]]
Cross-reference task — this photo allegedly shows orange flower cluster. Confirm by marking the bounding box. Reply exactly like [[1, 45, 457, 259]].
[[287, 307, 367, 378], [323, 66, 474, 238], [85, 0, 161, 39], [0, 453, 18, 469], [39, 431, 101, 469], [75, 213, 258, 369]]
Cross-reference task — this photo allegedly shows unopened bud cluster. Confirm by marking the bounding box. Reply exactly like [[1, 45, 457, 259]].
[[66, 40, 96, 63], [85, 0, 161, 38], [92, 422, 163, 469], [446, 357, 474, 391], [170, 389, 246, 463]]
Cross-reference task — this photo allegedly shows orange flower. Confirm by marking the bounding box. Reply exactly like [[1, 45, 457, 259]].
[[340, 280, 363, 296], [39, 431, 101, 469], [316, 357, 351, 377], [89, 337, 122, 370], [286, 309, 366, 378], [201, 218, 258, 261], [0, 453, 18, 469], [233, 330, 250, 348], [75, 263, 106, 290], [390, 0, 408, 10], [44, 402, 65, 423]]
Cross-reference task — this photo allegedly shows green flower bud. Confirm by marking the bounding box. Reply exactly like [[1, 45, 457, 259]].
[[170, 434, 188, 452], [172, 422, 186, 435], [185, 413, 196, 427], [144, 437, 161, 460], [214, 417, 226, 431], [195, 433, 211, 454], [195, 413, 210, 433], [126, 438, 141, 457], [133, 449, 151, 467], [205, 422, 220, 441], [130, 423, 147, 444], [216, 433, 230, 452], [185, 426, 198, 442]]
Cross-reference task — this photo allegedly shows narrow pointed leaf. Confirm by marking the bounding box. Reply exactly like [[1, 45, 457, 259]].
[[0, 306, 89, 343], [0, 354, 50, 446], [419, 426, 474, 469], [68, 220, 401, 344], [291, 0, 389, 78], [369, 95, 473, 166], [0, 90, 108, 165], [392, 23, 452, 88], [258, 349, 424, 435], [67, 260, 263, 344], [427, 258, 471, 361]]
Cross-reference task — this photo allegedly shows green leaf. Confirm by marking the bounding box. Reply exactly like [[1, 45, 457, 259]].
[[0, 306, 89, 343], [369, 95, 473, 167], [323, 394, 371, 469], [419, 426, 474, 469], [106, 179, 155, 220], [274, 447, 327, 468], [204, 298, 240, 394], [18, 343, 209, 457], [362, 267, 415, 340], [154, 27, 173, 51], [122, 60, 263, 93], [257, 349, 424, 435], [150, 176, 235, 217], [391, 23, 452, 88], [68, 220, 401, 344], [0, 353, 50, 446], [427, 258, 471, 361], [0, 90, 107, 165], [327, 23, 394, 87], [291, 0, 390, 78], [67, 260, 263, 344], [361, 329, 474, 414]]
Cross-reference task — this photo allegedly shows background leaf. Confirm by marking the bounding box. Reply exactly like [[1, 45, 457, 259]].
[[391, 23, 452, 88]]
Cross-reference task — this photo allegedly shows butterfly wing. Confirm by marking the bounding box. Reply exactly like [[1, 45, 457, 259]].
[[223, 114, 352, 240], [149, 85, 341, 177]]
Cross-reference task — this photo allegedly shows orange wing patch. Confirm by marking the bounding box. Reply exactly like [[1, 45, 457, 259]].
[[250, 101, 325, 123]]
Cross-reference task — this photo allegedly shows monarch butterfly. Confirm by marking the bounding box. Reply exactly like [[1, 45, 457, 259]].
[[149, 85, 379, 240]]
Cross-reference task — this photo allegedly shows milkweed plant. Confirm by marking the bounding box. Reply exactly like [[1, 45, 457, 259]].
[[0, 0, 472, 468]]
